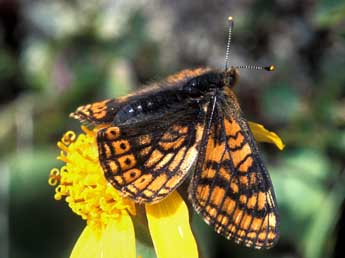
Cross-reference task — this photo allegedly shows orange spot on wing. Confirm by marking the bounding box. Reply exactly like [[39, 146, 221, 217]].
[[103, 144, 112, 158], [107, 161, 119, 174], [251, 217, 263, 231], [208, 143, 226, 162], [113, 175, 124, 185], [210, 186, 225, 206], [93, 110, 107, 119], [247, 194, 257, 209], [240, 214, 253, 230], [224, 197, 236, 214], [239, 175, 249, 185], [238, 156, 253, 173], [247, 232, 257, 239], [268, 231, 277, 240], [201, 168, 216, 179], [140, 146, 152, 156], [122, 168, 142, 183], [157, 187, 170, 196], [249, 173, 257, 185], [132, 174, 153, 190], [219, 167, 230, 181], [142, 189, 154, 198], [105, 127, 120, 140], [145, 149, 164, 168], [239, 194, 247, 204], [111, 140, 130, 155], [216, 214, 229, 226], [91, 100, 110, 110], [171, 125, 188, 134], [230, 180, 239, 193], [258, 232, 267, 241], [138, 135, 152, 145], [224, 118, 241, 136], [228, 132, 244, 148], [268, 212, 277, 228], [237, 230, 246, 237], [232, 208, 244, 225], [168, 147, 186, 171], [165, 177, 181, 190], [197, 185, 210, 203], [159, 136, 185, 150], [147, 174, 168, 192], [154, 153, 174, 170], [205, 206, 218, 218], [231, 143, 252, 167], [117, 154, 137, 171], [257, 192, 266, 210]]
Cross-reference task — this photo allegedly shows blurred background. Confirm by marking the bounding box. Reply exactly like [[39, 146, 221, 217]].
[[1, 0, 345, 258]]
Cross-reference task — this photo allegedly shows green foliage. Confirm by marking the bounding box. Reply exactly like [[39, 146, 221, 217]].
[[1, 1, 344, 258]]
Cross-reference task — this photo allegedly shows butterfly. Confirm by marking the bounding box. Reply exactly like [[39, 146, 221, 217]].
[[70, 17, 279, 249]]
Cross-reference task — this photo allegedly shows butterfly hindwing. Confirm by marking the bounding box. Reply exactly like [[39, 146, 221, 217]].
[[189, 96, 279, 249], [97, 108, 206, 203]]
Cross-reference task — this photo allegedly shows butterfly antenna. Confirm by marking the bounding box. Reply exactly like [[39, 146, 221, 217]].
[[235, 64, 276, 72], [224, 16, 234, 70]]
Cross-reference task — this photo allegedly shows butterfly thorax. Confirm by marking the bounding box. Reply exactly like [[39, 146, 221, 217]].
[[182, 68, 239, 97]]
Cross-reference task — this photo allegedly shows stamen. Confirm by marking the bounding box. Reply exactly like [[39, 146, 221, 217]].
[[57, 152, 70, 163], [74, 198, 86, 203], [62, 131, 76, 145], [57, 141, 69, 152], [81, 125, 96, 137], [49, 127, 137, 227]]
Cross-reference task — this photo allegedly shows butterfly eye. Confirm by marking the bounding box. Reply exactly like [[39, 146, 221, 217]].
[[183, 78, 202, 96]]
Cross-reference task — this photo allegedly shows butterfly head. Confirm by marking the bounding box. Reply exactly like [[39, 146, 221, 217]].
[[223, 67, 240, 88], [182, 69, 238, 97], [223, 65, 275, 89], [222, 16, 275, 89]]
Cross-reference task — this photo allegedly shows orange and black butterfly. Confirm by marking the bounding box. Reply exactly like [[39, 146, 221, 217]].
[[70, 17, 279, 249]]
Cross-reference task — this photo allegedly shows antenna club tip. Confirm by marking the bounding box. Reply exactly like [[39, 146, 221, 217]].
[[265, 65, 276, 71]]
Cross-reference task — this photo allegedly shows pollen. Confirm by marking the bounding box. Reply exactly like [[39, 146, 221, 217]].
[[49, 126, 136, 230]]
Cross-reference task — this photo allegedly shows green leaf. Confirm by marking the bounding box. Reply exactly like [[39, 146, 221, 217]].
[[262, 83, 301, 123], [313, 0, 345, 27]]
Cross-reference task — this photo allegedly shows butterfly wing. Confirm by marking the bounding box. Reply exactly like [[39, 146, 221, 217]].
[[97, 107, 206, 203], [189, 93, 279, 249], [70, 68, 211, 124], [70, 97, 130, 124]]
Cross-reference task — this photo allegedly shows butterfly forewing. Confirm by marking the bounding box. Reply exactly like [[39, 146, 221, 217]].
[[189, 93, 279, 249], [70, 97, 130, 124], [70, 68, 211, 125]]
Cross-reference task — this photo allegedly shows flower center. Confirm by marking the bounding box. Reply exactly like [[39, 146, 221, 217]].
[[49, 126, 136, 230]]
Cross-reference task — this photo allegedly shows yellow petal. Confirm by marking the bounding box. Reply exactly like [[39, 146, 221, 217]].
[[248, 121, 285, 150], [100, 212, 136, 258], [145, 191, 198, 258], [70, 211, 136, 258], [70, 225, 101, 258]]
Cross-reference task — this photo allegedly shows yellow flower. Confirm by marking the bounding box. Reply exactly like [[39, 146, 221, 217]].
[[49, 126, 198, 258], [249, 121, 285, 150], [49, 122, 283, 258]]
